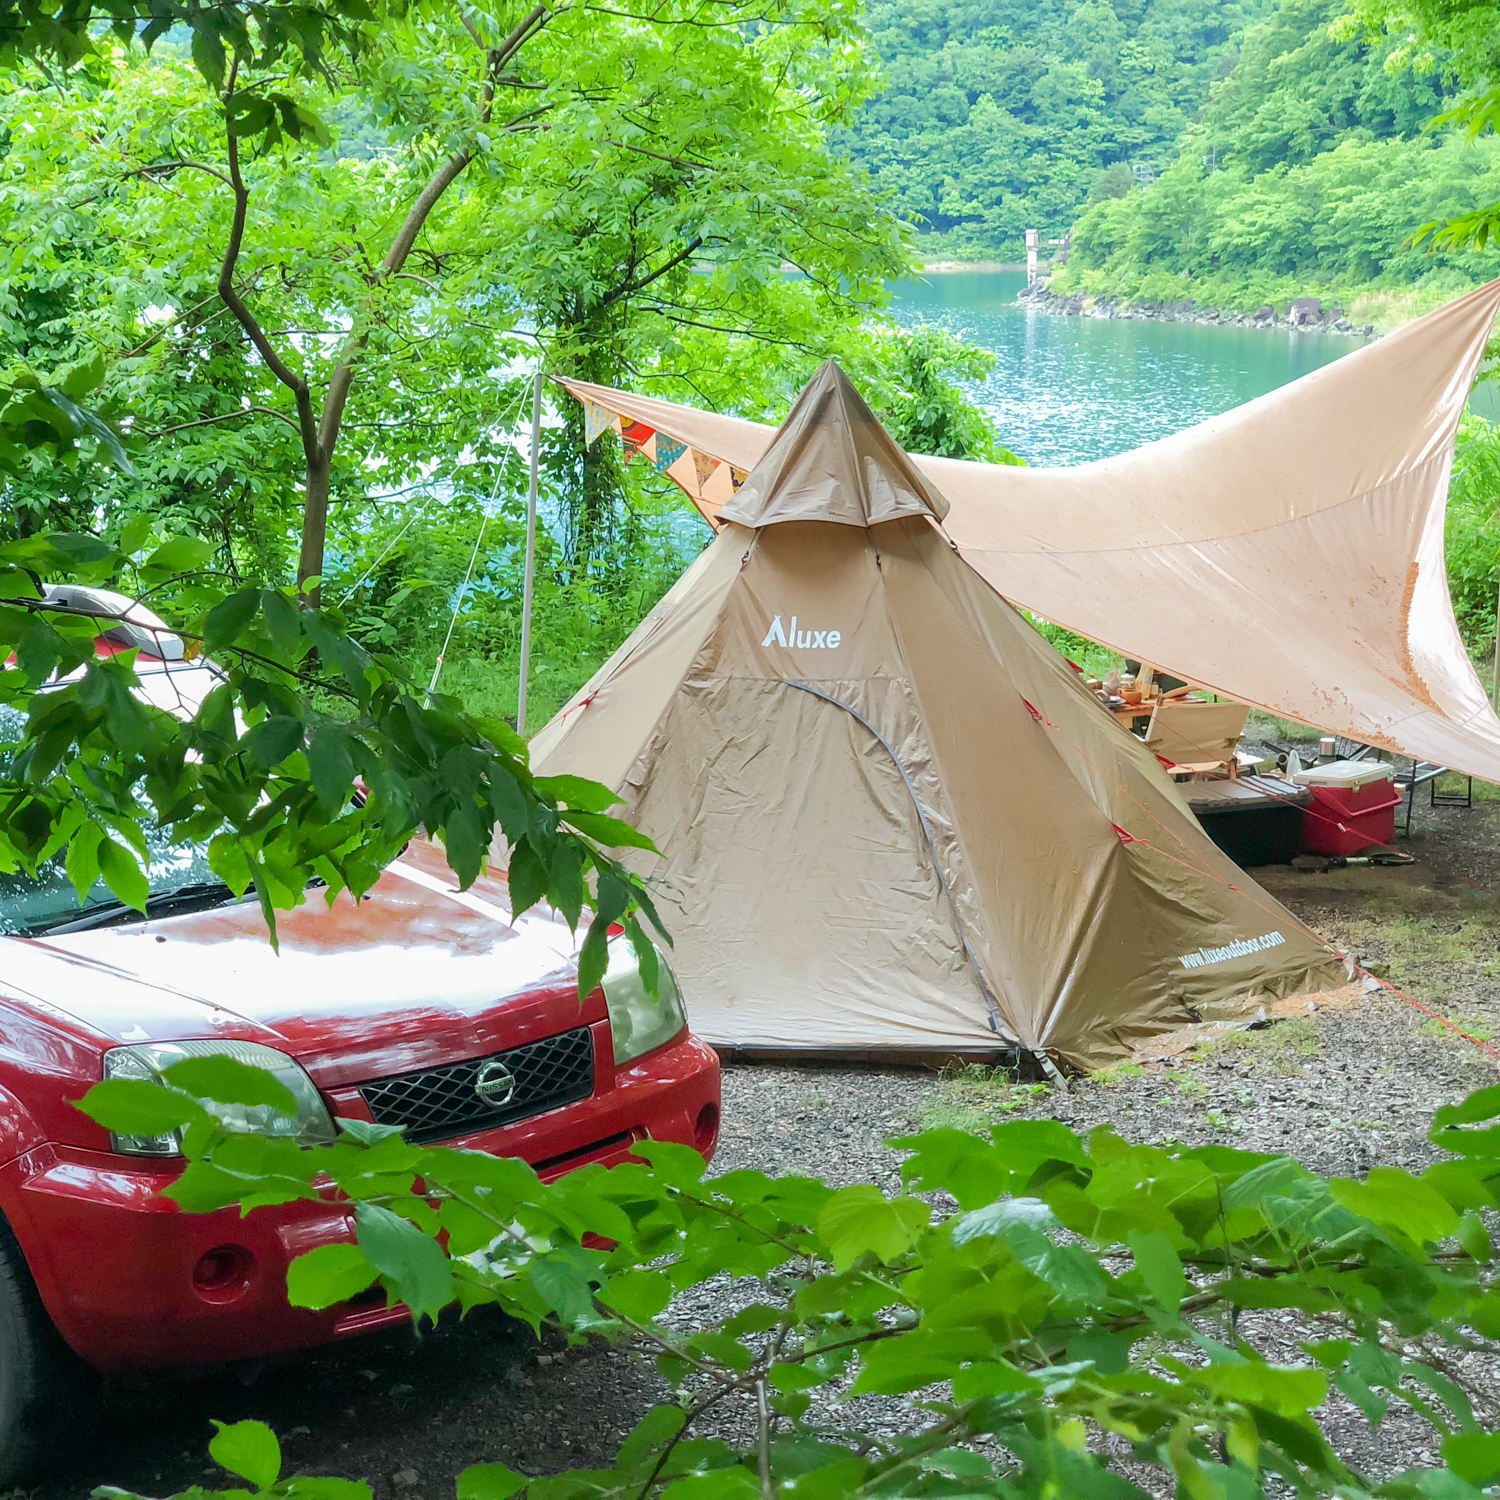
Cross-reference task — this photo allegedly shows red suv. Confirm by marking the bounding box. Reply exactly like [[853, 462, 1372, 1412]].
[[0, 825, 720, 1478]]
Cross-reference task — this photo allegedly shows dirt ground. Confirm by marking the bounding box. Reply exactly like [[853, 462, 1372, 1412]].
[[29, 788, 1500, 1500]]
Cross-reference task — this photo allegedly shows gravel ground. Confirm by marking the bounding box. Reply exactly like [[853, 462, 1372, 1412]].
[[28, 790, 1500, 1499]]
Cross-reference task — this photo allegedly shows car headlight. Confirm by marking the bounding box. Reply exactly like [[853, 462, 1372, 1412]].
[[101, 1039, 337, 1156], [603, 936, 688, 1065]]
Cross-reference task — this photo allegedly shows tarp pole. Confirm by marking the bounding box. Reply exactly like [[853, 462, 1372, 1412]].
[[1493, 582, 1500, 709], [518, 369, 541, 736]]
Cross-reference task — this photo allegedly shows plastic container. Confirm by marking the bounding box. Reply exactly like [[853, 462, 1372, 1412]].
[[1291, 760, 1395, 791], [1291, 761, 1400, 855]]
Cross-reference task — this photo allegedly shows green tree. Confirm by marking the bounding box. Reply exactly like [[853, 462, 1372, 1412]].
[[1345, 0, 1500, 250]]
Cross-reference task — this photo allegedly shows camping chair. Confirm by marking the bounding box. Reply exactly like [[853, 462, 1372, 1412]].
[[1142, 699, 1250, 778], [1390, 760, 1474, 835]]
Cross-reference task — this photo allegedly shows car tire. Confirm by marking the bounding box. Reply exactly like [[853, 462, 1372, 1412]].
[[0, 1214, 97, 1486]]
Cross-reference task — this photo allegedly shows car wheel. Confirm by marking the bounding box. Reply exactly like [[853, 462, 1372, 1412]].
[[0, 1214, 96, 1485]]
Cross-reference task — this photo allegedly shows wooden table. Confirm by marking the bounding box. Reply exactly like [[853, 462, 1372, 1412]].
[[1105, 694, 1207, 729]]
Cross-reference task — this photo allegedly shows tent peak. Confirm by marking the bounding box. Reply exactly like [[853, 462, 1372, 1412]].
[[715, 360, 952, 530]]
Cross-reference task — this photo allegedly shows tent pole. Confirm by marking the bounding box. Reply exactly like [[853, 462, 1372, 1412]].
[[518, 369, 542, 737]]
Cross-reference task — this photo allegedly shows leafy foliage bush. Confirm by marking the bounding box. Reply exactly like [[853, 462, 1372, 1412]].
[[82, 1055, 1500, 1500], [1448, 414, 1500, 661]]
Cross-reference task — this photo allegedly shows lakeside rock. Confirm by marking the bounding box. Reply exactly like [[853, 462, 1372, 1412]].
[[1018, 280, 1375, 338]]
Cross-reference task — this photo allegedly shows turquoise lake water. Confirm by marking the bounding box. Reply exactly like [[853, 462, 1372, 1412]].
[[889, 270, 1370, 468]]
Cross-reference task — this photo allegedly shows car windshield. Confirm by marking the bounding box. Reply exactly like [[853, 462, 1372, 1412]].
[[0, 704, 236, 937], [0, 832, 230, 938]]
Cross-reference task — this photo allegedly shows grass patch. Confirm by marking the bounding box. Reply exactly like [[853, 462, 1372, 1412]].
[[923, 1065, 1052, 1132], [1200, 1017, 1321, 1070], [1420, 1014, 1496, 1042]]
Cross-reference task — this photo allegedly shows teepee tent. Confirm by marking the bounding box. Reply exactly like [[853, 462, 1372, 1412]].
[[531, 364, 1346, 1069], [560, 279, 1500, 782]]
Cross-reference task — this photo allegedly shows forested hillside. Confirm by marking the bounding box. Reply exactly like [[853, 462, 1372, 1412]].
[[846, 0, 1500, 310], [839, 0, 1271, 258], [1051, 0, 1500, 310]]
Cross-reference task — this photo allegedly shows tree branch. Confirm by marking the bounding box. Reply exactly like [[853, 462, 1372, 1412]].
[[217, 65, 320, 461], [145, 406, 303, 439], [126, 159, 235, 188], [313, 6, 556, 461], [598, 236, 704, 310]]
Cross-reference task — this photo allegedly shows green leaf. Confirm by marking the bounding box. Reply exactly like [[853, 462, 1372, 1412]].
[[96, 836, 148, 911], [1127, 1228, 1187, 1312], [533, 774, 624, 813], [286, 1243, 380, 1309], [528, 1253, 599, 1325], [260, 589, 303, 656], [117, 514, 154, 556], [659, 1468, 759, 1500], [1458, 1209, 1491, 1262], [1330, 1166, 1461, 1243], [307, 726, 356, 812], [143, 535, 216, 574], [354, 1202, 454, 1324], [190, 21, 226, 87], [618, 1405, 688, 1469], [210, 1420, 281, 1490], [161, 1054, 297, 1117], [64, 820, 103, 902], [203, 588, 262, 652], [561, 810, 658, 852], [242, 715, 305, 769], [58, 351, 106, 400], [897, 1128, 1010, 1209], [456, 1464, 528, 1500], [74, 1077, 208, 1135], [600, 1269, 673, 1320], [817, 1185, 929, 1270], [1444, 1432, 1500, 1485]]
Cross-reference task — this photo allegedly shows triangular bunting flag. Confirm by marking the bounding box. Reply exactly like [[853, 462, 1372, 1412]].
[[653, 435, 687, 473], [730, 465, 749, 492], [692, 450, 718, 492], [583, 400, 614, 447], [621, 419, 655, 461]]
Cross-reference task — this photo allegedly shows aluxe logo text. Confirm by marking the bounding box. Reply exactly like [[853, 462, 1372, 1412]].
[[761, 616, 842, 649]]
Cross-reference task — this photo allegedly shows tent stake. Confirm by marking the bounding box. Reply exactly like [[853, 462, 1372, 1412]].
[[1031, 1048, 1069, 1092], [517, 369, 542, 736]]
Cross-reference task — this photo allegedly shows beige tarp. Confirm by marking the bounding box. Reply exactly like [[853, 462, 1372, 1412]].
[[561, 278, 1500, 781], [532, 364, 1346, 1068]]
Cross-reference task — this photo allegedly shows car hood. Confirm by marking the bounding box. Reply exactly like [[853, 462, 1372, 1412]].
[[0, 841, 596, 1087]]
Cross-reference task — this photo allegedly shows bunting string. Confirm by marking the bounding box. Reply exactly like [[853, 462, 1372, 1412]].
[[573, 389, 748, 526]]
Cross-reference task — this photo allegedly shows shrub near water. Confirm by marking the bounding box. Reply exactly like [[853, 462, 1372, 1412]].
[[81, 1058, 1500, 1500]]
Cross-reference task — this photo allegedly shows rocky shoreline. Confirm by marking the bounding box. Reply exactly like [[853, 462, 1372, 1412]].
[[1019, 279, 1376, 337]]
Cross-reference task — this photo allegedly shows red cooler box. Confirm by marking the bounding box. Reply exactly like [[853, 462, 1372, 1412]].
[[1291, 759, 1400, 855]]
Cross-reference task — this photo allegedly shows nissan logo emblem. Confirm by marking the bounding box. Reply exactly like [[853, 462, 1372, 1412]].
[[474, 1059, 518, 1109]]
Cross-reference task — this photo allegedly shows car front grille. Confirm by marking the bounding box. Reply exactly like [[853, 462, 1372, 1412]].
[[360, 1026, 596, 1144]]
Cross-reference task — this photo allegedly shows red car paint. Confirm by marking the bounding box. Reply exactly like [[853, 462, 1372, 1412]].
[[0, 837, 720, 1372]]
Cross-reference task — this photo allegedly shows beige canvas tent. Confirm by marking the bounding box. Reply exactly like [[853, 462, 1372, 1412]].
[[561, 278, 1500, 782], [531, 364, 1346, 1069]]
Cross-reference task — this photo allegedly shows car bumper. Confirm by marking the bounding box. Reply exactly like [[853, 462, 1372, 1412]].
[[3, 1032, 719, 1372]]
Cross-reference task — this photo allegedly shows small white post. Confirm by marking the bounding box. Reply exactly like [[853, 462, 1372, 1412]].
[[1025, 228, 1039, 287], [517, 369, 542, 737]]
